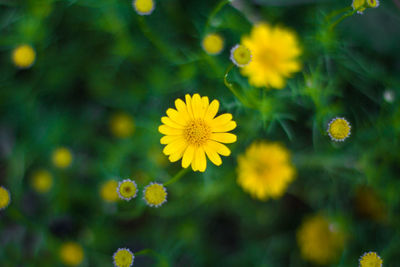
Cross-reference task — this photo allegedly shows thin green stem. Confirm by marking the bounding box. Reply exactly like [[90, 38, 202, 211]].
[[163, 168, 190, 187], [329, 6, 364, 31], [224, 64, 252, 108], [324, 6, 352, 22], [204, 0, 231, 33]]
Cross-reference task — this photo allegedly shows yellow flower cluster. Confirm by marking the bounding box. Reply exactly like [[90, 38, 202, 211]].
[[143, 182, 167, 207], [352, 0, 379, 14], [12, 44, 36, 68], [52, 147, 73, 169], [202, 33, 224, 55], [297, 214, 346, 265], [0, 186, 11, 210], [327, 117, 351, 142], [100, 180, 120, 203], [133, 0, 155, 15], [59, 242, 84, 266], [237, 141, 295, 201], [31, 170, 53, 193], [359, 252, 383, 267], [110, 113, 135, 139], [113, 248, 134, 267]]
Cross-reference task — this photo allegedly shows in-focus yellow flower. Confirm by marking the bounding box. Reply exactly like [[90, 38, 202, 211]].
[[327, 117, 351, 142], [110, 113, 135, 138], [12, 44, 36, 68], [52, 147, 73, 169], [133, 0, 155, 15], [237, 141, 295, 201], [240, 23, 301, 89], [359, 252, 383, 267], [143, 182, 167, 207], [117, 179, 138, 201], [297, 214, 346, 265], [59, 242, 84, 266], [113, 248, 134, 267], [31, 170, 53, 193], [159, 94, 237, 172], [0, 186, 11, 210], [202, 33, 224, 55], [100, 180, 119, 203], [230, 44, 252, 67]]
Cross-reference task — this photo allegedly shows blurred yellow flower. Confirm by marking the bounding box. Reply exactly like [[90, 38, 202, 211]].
[[100, 180, 119, 203], [202, 33, 224, 55], [237, 141, 295, 201], [327, 117, 351, 142], [52, 147, 73, 169], [113, 248, 134, 267], [59, 242, 84, 266], [230, 44, 252, 67], [0, 186, 11, 210], [12, 44, 36, 68], [31, 170, 53, 193], [159, 94, 237, 172], [240, 23, 301, 89], [359, 252, 383, 267], [117, 179, 138, 201], [297, 214, 346, 265], [133, 0, 155, 15], [110, 113, 135, 138], [143, 182, 167, 207]]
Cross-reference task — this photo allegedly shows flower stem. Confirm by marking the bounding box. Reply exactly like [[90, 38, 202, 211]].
[[329, 6, 364, 31], [163, 168, 190, 187], [204, 0, 232, 33], [224, 64, 253, 108], [324, 6, 352, 22]]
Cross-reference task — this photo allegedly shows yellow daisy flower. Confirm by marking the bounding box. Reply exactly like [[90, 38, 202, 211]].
[[143, 182, 167, 207], [327, 117, 351, 142], [52, 147, 73, 169], [133, 0, 155, 15], [100, 180, 119, 203], [113, 248, 134, 267], [59, 242, 84, 266], [230, 44, 252, 67], [117, 179, 138, 201], [0, 186, 11, 210], [202, 33, 224, 55], [297, 214, 346, 265], [31, 169, 53, 193], [240, 23, 301, 89], [237, 141, 295, 200], [159, 94, 237, 172], [359, 252, 383, 267], [12, 44, 36, 68]]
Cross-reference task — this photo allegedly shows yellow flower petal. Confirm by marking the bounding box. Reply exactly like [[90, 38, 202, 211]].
[[204, 145, 222, 166], [210, 133, 237, 143], [174, 98, 191, 122], [182, 145, 195, 168], [185, 94, 194, 119], [168, 143, 187, 162], [160, 135, 181, 144], [212, 121, 237, 132], [158, 125, 183, 135], [211, 113, 233, 127], [161, 116, 184, 129], [193, 147, 207, 172], [204, 99, 219, 121], [166, 108, 187, 125], [163, 139, 186, 155], [207, 140, 231, 156]]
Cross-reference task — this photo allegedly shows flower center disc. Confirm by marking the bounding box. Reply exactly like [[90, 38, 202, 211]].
[[184, 119, 211, 146]]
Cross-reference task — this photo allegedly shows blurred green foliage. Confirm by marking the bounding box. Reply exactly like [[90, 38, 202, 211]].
[[1, 0, 400, 266]]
